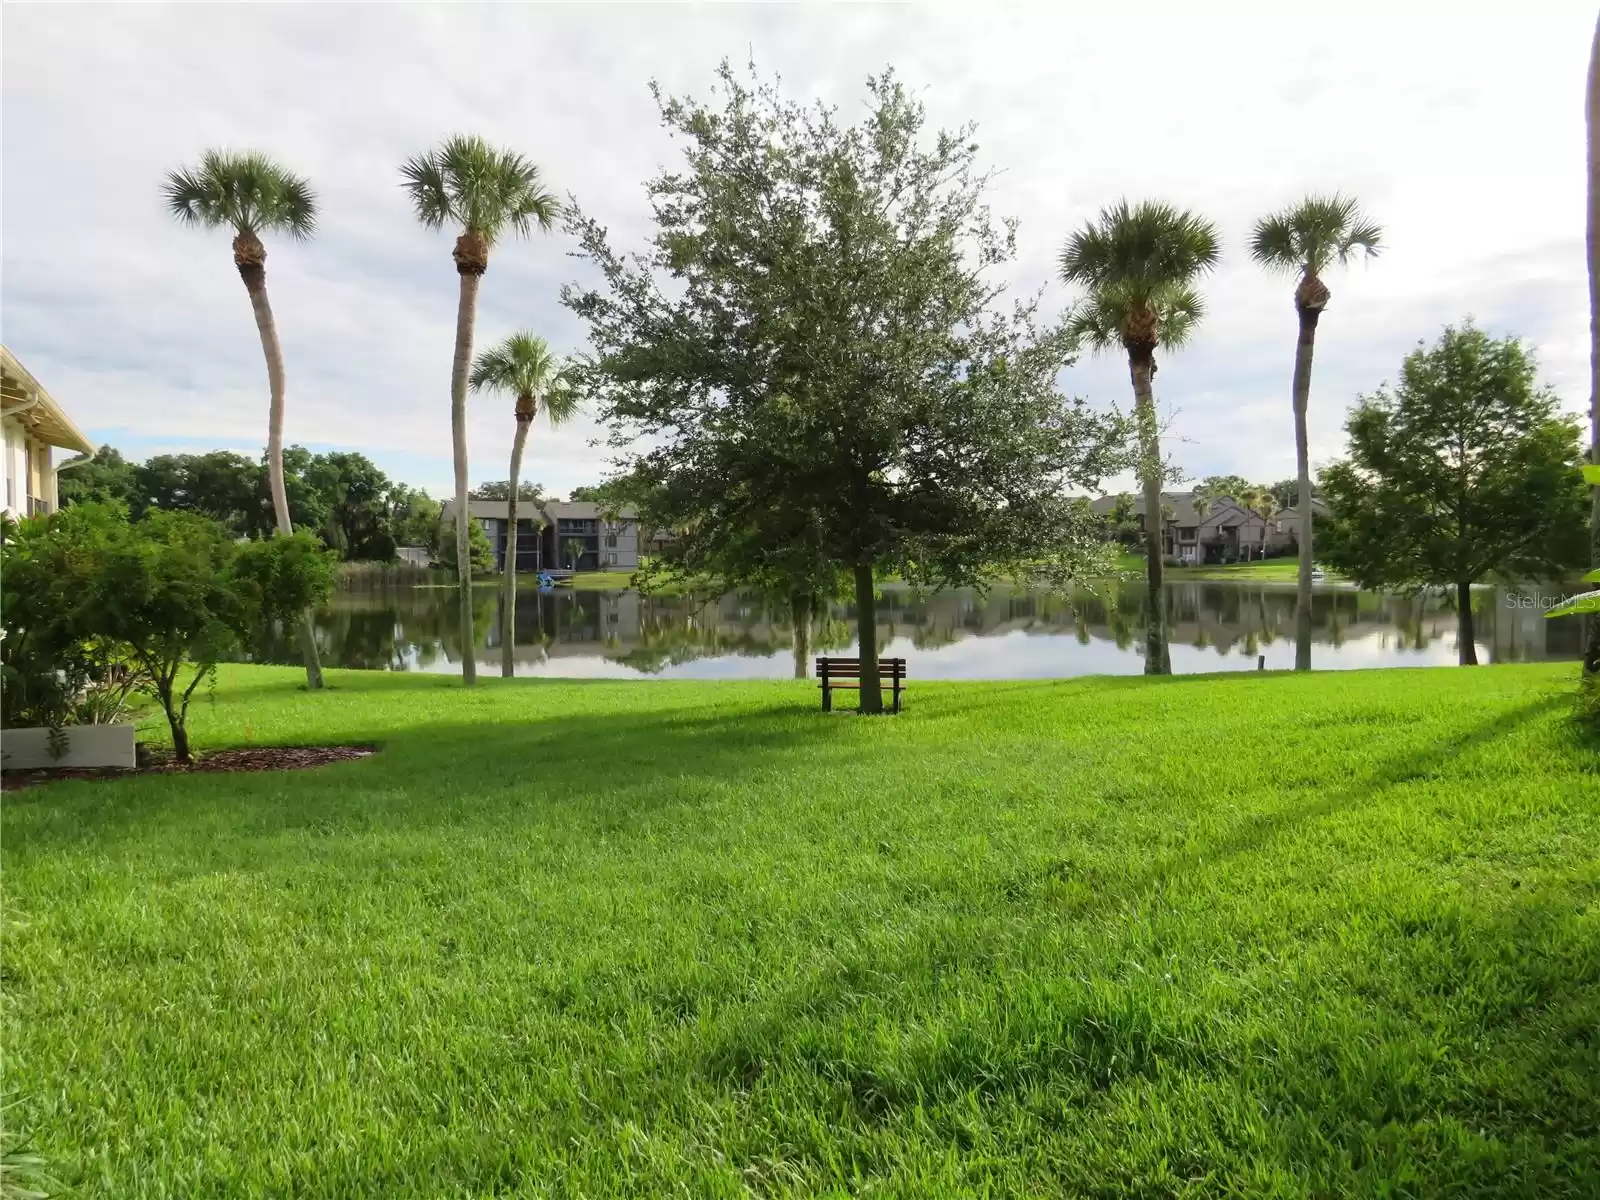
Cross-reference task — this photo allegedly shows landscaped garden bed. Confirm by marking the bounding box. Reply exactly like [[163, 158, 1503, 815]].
[[1, 743, 374, 790]]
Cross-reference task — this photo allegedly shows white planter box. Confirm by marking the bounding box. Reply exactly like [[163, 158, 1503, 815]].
[[1, 724, 137, 770]]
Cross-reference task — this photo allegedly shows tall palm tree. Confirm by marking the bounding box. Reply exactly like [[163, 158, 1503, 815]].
[[1250, 194, 1382, 671], [469, 333, 580, 677], [1061, 200, 1220, 675], [164, 148, 324, 689], [1586, 11, 1600, 675], [400, 135, 558, 686]]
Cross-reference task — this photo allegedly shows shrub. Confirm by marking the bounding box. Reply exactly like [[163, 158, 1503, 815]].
[[1, 505, 336, 763]]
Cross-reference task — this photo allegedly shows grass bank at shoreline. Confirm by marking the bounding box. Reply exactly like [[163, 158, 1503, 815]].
[[4, 663, 1595, 1196]]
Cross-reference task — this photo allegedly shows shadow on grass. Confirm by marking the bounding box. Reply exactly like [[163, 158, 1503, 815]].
[[1131, 692, 1571, 892], [0, 702, 846, 854]]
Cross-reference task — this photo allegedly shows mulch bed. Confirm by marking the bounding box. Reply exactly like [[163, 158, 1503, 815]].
[[1, 745, 375, 791]]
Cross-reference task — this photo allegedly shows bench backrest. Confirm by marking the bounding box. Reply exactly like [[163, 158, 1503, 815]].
[[815, 657, 907, 678]]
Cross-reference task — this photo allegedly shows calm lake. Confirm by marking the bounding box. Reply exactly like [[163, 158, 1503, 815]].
[[252, 575, 1587, 679]]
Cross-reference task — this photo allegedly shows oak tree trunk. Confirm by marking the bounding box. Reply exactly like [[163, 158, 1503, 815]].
[[791, 590, 812, 679], [853, 562, 882, 713], [1292, 306, 1320, 672], [451, 268, 483, 686], [502, 414, 532, 678], [1457, 581, 1479, 666], [1128, 352, 1170, 675], [240, 259, 324, 691]]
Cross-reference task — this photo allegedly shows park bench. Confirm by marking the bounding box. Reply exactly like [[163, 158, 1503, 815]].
[[816, 657, 907, 714]]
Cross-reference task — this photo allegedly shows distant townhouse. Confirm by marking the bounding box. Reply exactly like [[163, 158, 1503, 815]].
[[1268, 497, 1332, 545], [441, 498, 641, 573], [1, 346, 94, 520], [1090, 490, 1286, 565]]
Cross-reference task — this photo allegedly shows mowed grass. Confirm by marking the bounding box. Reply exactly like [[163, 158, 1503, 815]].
[[1110, 552, 1334, 583], [3, 663, 1597, 1198]]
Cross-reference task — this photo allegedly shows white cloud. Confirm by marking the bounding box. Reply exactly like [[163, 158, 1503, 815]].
[[3, 1, 1592, 500]]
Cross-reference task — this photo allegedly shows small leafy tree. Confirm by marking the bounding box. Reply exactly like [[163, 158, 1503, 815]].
[[1, 507, 151, 732], [1320, 323, 1590, 665], [438, 516, 494, 576], [233, 532, 339, 636], [5, 506, 335, 762]]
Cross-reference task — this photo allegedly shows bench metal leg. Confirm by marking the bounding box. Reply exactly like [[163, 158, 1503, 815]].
[[893, 681, 901, 714], [822, 680, 832, 712]]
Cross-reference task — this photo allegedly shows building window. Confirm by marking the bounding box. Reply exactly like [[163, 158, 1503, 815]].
[[606, 534, 617, 547]]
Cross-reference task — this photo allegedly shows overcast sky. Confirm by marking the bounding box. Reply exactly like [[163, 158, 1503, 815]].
[[3, 2, 1593, 500]]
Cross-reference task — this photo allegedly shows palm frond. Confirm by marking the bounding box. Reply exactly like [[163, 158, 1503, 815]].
[[1153, 284, 1205, 349], [470, 332, 580, 423], [1251, 193, 1382, 275], [1059, 199, 1220, 295], [1248, 213, 1300, 273], [1062, 293, 1125, 357], [468, 343, 522, 393], [542, 370, 582, 426], [405, 135, 558, 244], [399, 147, 455, 231], [163, 165, 223, 228], [163, 149, 316, 238]]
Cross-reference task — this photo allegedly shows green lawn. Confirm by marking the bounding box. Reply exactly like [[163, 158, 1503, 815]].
[[1167, 559, 1328, 582], [1111, 551, 1334, 583], [4, 664, 1597, 1197]]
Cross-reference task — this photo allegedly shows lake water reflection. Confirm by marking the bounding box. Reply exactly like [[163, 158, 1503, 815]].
[[250, 576, 1587, 679]]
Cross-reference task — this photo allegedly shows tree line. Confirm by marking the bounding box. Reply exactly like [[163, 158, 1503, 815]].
[[41, 54, 1596, 703], [58, 443, 444, 562]]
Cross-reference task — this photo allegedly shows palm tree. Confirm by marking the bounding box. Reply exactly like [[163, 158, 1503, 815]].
[[1250, 194, 1382, 671], [400, 135, 559, 686], [1586, 11, 1600, 675], [469, 333, 580, 677], [164, 149, 325, 690], [1240, 485, 1279, 562], [1061, 200, 1220, 674]]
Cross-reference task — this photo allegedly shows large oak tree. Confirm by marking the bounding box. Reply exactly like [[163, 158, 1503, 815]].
[[565, 63, 1127, 710]]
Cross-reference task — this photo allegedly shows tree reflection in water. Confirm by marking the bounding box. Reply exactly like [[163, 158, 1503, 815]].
[[241, 575, 1586, 677]]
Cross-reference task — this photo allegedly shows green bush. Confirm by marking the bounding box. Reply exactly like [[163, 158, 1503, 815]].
[[0, 505, 335, 762], [437, 515, 494, 575]]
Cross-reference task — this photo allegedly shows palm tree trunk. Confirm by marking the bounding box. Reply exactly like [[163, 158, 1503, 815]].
[[451, 270, 482, 686], [1129, 352, 1169, 675], [853, 562, 882, 712], [1291, 306, 1320, 672], [1457, 581, 1479, 666], [241, 266, 324, 691], [791, 589, 812, 679], [502, 415, 531, 678], [1586, 9, 1600, 675]]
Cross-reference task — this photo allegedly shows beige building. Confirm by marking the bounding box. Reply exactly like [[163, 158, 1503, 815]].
[[1092, 490, 1283, 564], [441, 497, 641, 573], [2, 346, 94, 519]]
